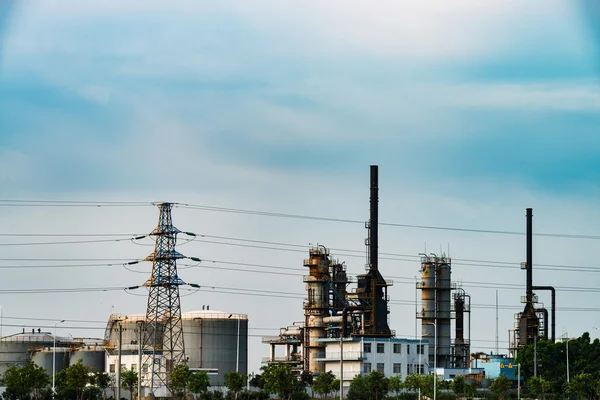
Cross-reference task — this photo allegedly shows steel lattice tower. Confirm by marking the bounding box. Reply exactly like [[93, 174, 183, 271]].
[[142, 203, 186, 395]]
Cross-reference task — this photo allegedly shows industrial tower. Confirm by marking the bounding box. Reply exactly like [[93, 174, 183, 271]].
[[511, 208, 555, 351], [142, 203, 187, 396]]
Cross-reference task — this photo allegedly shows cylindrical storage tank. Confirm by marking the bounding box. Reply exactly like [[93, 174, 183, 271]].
[[0, 342, 30, 374], [437, 260, 452, 368], [182, 311, 248, 386], [70, 349, 106, 372], [32, 348, 70, 375]]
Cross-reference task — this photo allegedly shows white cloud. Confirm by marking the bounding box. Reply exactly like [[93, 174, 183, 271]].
[[444, 81, 600, 111]]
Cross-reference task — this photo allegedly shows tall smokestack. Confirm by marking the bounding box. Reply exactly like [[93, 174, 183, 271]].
[[526, 208, 533, 304], [370, 165, 378, 272]]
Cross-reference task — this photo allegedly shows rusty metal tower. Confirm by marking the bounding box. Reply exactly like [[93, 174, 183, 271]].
[[142, 203, 187, 396]]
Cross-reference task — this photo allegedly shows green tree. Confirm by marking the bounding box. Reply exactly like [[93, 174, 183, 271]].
[[565, 372, 596, 400], [330, 378, 340, 399], [169, 364, 193, 398], [365, 371, 388, 400], [55, 359, 92, 400], [527, 376, 551, 399], [225, 371, 246, 400], [189, 371, 211, 397], [346, 374, 368, 400], [313, 371, 335, 398], [121, 368, 138, 399], [450, 376, 468, 399], [261, 363, 296, 400], [490, 374, 512, 400], [1, 362, 50, 400], [94, 372, 113, 400], [249, 373, 265, 390], [388, 375, 403, 400], [402, 373, 423, 395]]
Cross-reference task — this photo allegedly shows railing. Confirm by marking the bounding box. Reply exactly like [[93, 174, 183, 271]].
[[261, 356, 301, 363], [322, 351, 364, 360]]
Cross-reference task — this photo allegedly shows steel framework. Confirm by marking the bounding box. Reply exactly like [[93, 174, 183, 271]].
[[141, 203, 186, 395]]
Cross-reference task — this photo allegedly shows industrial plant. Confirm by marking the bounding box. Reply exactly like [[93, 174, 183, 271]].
[[0, 167, 566, 398], [262, 165, 479, 394]]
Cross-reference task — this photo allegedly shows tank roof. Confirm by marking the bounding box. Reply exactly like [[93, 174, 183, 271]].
[[109, 310, 248, 323]]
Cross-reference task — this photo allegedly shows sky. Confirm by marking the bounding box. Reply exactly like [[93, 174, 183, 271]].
[[1, 0, 600, 375]]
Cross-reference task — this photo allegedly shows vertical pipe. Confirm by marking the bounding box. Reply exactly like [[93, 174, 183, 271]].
[[526, 208, 533, 304], [369, 165, 378, 271], [495, 290, 499, 354]]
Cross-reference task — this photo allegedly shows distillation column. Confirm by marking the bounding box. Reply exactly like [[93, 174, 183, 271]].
[[303, 247, 331, 373], [418, 255, 453, 369]]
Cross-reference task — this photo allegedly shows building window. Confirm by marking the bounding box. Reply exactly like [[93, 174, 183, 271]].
[[407, 344, 411, 354], [377, 363, 385, 373], [393, 343, 401, 353], [143, 365, 149, 373], [109, 364, 115, 373], [418, 364, 424, 374], [393, 363, 402, 374], [417, 344, 425, 354], [377, 343, 385, 353], [363, 363, 372, 374], [364, 343, 372, 353]]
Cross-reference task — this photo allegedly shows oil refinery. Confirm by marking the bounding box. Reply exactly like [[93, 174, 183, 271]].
[[0, 166, 565, 398]]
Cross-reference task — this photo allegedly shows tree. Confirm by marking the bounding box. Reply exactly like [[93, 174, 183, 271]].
[[169, 364, 193, 398], [313, 371, 335, 398], [249, 373, 265, 390], [346, 374, 368, 400], [189, 371, 211, 397], [330, 378, 340, 399], [490, 374, 512, 400], [450, 376, 468, 399], [402, 373, 422, 395], [388, 375, 403, 400], [225, 371, 246, 400], [94, 372, 113, 400], [1, 362, 50, 400], [565, 372, 596, 400], [121, 368, 138, 399], [53, 359, 93, 400], [365, 371, 388, 400], [527, 376, 551, 400], [261, 363, 296, 400]]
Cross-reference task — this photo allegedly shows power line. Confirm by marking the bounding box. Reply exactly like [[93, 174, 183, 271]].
[[176, 203, 600, 240], [1, 200, 599, 240]]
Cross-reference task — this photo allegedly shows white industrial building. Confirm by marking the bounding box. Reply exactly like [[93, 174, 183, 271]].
[[314, 337, 429, 395]]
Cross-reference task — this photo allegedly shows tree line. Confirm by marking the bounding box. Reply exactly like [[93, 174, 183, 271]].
[[515, 331, 600, 399]]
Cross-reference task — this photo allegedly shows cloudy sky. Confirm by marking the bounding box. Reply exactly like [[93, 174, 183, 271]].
[[1, 0, 600, 374]]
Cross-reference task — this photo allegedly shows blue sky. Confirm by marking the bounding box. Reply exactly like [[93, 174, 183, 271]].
[[1, 0, 600, 373]]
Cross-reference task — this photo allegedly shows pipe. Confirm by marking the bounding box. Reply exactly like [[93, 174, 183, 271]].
[[342, 307, 364, 338], [369, 165, 378, 272], [532, 286, 556, 342], [526, 208, 533, 304]]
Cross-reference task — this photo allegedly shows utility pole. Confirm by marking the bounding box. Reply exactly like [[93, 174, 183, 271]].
[[339, 336, 344, 400], [117, 322, 123, 400], [137, 321, 144, 400], [517, 363, 521, 400], [534, 336, 537, 378]]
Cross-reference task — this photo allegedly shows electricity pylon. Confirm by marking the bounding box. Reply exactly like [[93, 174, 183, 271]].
[[141, 203, 188, 396]]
